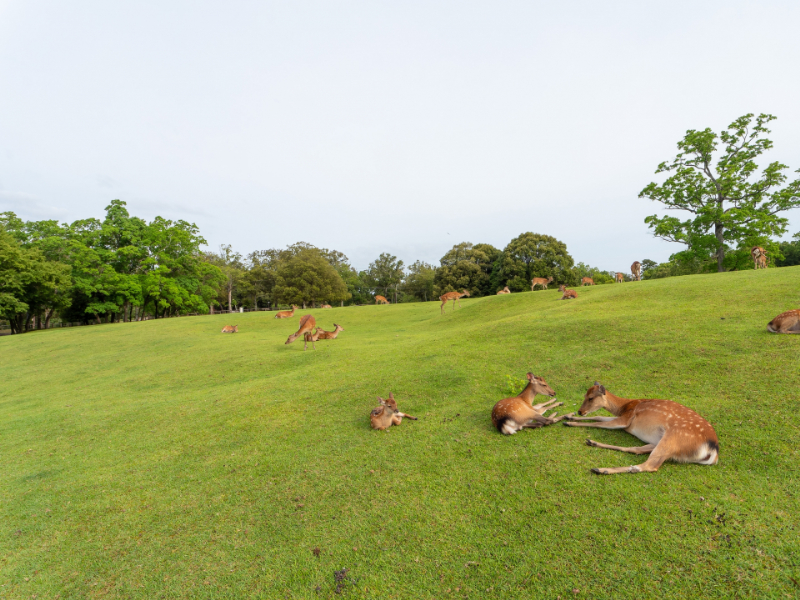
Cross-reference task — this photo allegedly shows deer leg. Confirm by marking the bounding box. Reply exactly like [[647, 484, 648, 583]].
[[564, 415, 617, 422], [564, 416, 630, 430], [533, 399, 561, 411], [591, 444, 669, 475], [396, 412, 418, 421], [585, 439, 655, 454]]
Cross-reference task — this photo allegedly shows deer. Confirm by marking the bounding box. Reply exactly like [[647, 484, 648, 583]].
[[439, 289, 470, 314], [375, 295, 390, 304], [321, 304, 332, 309], [274, 305, 298, 319], [631, 261, 642, 281], [221, 325, 239, 333], [370, 393, 418, 430], [615, 272, 624, 283], [497, 286, 511, 295], [581, 277, 594, 286], [491, 372, 566, 435], [558, 285, 577, 300], [531, 276, 554, 291], [303, 327, 321, 350], [285, 314, 317, 349], [751, 246, 767, 269], [316, 324, 344, 340], [563, 382, 719, 475], [767, 309, 800, 334]]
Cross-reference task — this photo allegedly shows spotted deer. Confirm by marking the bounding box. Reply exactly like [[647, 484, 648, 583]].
[[491, 373, 565, 435], [285, 314, 317, 349], [631, 261, 642, 281], [274, 305, 298, 319], [531, 276, 554, 291], [581, 277, 594, 286], [751, 246, 767, 269], [439, 290, 470, 314], [221, 325, 239, 333], [767, 309, 800, 334], [375, 295, 390, 304], [564, 383, 719, 475], [615, 272, 624, 283], [558, 285, 577, 300], [316, 324, 344, 339], [497, 286, 511, 295], [370, 393, 418, 430]]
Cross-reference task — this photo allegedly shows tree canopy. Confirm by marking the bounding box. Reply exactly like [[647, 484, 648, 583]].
[[272, 248, 350, 308], [434, 242, 500, 296], [498, 233, 575, 291], [641, 113, 800, 272]]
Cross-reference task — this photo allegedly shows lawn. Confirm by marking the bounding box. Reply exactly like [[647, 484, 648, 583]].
[[1, 268, 799, 599]]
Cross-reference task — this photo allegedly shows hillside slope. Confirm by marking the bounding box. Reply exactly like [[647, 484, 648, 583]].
[[2, 268, 799, 599]]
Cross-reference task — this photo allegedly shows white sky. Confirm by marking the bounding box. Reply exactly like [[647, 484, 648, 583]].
[[1, 1, 799, 271]]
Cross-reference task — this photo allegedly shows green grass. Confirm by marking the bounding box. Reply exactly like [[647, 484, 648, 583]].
[[2, 268, 800, 599]]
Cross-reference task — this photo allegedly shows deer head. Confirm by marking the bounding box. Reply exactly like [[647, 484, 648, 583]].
[[462, 290, 471, 297], [379, 393, 398, 412], [334, 324, 344, 332], [577, 382, 607, 415], [525, 372, 556, 397]]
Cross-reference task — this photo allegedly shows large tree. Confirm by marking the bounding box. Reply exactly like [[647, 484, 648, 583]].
[[403, 260, 437, 302], [641, 113, 800, 272], [434, 242, 500, 297], [498, 232, 575, 291], [272, 248, 350, 308], [366, 253, 404, 302]]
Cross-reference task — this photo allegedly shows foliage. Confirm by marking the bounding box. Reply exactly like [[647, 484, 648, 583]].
[[641, 113, 800, 272], [272, 247, 350, 307], [573, 262, 614, 284], [776, 232, 800, 267], [498, 232, 576, 291], [403, 260, 437, 302], [203, 245, 245, 311], [434, 242, 500, 296], [366, 253, 405, 301]]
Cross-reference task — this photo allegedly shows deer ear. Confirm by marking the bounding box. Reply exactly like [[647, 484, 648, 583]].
[[599, 385, 606, 394], [594, 381, 600, 386], [388, 392, 394, 399], [526, 372, 534, 381]]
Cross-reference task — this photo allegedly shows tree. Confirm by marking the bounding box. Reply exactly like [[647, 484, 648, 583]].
[[204, 244, 245, 312], [272, 248, 350, 308], [498, 233, 575, 291], [366, 253, 405, 302], [434, 242, 500, 296], [573, 262, 614, 285], [641, 113, 800, 272], [403, 260, 436, 301], [776, 232, 800, 267]]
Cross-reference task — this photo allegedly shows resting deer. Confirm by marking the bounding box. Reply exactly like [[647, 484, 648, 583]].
[[564, 383, 719, 475], [767, 309, 800, 334], [285, 314, 317, 349], [531, 276, 554, 291], [491, 373, 565, 435], [221, 325, 239, 333], [631, 261, 642, 281], [274, 305, 298, 319], [558, 285, 577, 300], [375, 295, 390, 304], [439, 290, 470, 314], [615, 272, 624, 283], [316, 324, 344, 339], [321, 304, 332, 309], [497, 286, 511, 295], [751, 246, 767, 269], [581, 277, 594, 286], [370, 393, 418, 430]]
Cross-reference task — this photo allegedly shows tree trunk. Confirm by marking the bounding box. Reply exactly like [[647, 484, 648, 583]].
[[44, 308, 53, 329], [715, 221, 725, 272], [228, 286, 232, 312], [341, 300, 343, 307], [302, 301, 306, 309]]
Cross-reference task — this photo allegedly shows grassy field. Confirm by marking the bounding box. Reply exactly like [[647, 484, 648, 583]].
[[2, 268, 799, 599]]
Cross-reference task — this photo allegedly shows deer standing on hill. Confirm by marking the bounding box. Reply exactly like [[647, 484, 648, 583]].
[[439, 290, 470, 314], [558, 285, 577, 299], [631, 261, 642, 281], [370, 393, 418, 430], [491, 373, 565, 435], [497, 286, 511, 295], [274, 305, 298, 319], [615, 273, 624, 283], [531, 276, 554, 291], [285, 314, 317, 349], [767, 309, 800, 333], [581, 277, 594, 286], [375, 295, 390, 304], [564, 383, 719, 475], [221, 325, 238, 333], [751, 246, 767, 269]]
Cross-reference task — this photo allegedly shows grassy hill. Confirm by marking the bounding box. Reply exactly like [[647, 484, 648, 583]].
[[2, 268, 799, 599]]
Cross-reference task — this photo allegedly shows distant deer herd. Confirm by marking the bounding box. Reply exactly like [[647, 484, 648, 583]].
[[214, 248, 793, 474]]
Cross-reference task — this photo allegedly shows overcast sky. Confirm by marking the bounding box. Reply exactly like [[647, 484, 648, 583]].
[[1, 1, 799, 271]]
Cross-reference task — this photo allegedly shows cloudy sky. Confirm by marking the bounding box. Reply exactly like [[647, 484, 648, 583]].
[[1, 1, 799, 271]]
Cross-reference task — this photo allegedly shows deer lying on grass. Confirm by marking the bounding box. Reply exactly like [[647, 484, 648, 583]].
[[752, 246, 767, 269], [531, 276, 554, 291], [615, 272, 624, 283], [491, 373, 565, 435], [370, 393, 418, 430], [321, 304, 332, 309], [558, 285, 577, 299], [375, 295, 390, 304], [581, 277, 594, 286], [631, 261, 642, 281], [439, 290, 470, 314], [285, 314, 317, 349], [316, 324, 344, 339], [274, 305, 298, 319], [767, 310, 800, 334], [497, 286, 511, 295], [564, 382, 719, 474], [221, 325, 238, 333]]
